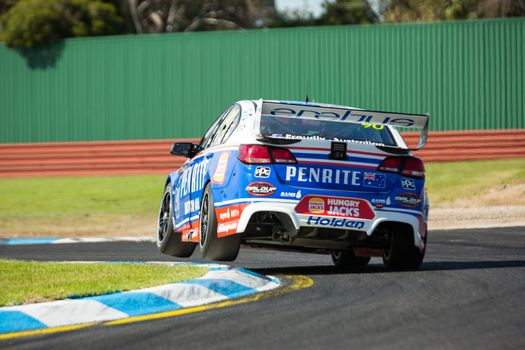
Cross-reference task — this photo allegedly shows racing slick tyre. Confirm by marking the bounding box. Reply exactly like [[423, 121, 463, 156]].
[[157, 184, 197, 257], [382, 228, 426, 270], [331, 250, 371, 270], [200, 184, 240, 261]]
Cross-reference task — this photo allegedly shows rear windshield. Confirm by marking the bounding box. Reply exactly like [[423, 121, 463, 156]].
[[260, 115, 397, 146]]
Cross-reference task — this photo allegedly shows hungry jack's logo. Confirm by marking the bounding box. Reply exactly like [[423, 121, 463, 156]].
[[308, 198, 325, 213]]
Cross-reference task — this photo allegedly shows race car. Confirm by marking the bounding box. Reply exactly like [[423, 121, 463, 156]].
[[157, 99, 430, 269]]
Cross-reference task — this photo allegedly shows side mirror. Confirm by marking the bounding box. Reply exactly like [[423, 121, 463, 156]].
[[170, 142, 203, 158]]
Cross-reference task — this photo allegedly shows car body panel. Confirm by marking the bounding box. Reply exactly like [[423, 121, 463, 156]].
[[165, 99, 430, 253]]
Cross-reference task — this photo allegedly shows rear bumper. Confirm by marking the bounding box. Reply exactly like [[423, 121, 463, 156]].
[[236, 201, 425, 249]]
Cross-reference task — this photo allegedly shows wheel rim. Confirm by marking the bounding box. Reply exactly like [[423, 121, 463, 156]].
[[200, 192, 209, 247], [158, 191, 171, 242]]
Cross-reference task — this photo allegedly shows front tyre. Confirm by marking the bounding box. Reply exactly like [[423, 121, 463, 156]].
[[157, 184, 196, 257], [200, 183, 240, 261], [382, 229, 426, 270], [331, 250, 371, 270]]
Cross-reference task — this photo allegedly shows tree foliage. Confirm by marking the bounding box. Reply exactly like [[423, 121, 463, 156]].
[[0, 0, 18, 14], [319, 0, 378, 25], [270, 0, 378, 28], [380, 0, 525, 23], [0, 0, 523, 49], [0, 0, 123, 48], [124, 0, 271, 34]]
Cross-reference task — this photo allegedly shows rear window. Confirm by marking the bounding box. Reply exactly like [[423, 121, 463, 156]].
[[260, 115, 397, 146]]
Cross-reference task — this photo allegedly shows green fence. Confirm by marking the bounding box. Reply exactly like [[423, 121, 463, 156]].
[[0, 18, 523, 143]]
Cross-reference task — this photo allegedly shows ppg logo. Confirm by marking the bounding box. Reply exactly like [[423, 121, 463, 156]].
[[254, 166, 271, 178], [401, 178, 416, 190]]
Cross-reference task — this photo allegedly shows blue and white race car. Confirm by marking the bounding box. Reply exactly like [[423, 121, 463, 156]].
[[157, 99, 430, 269]]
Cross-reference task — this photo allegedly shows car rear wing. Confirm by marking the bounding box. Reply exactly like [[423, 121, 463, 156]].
[[260, 101, 430, 151]]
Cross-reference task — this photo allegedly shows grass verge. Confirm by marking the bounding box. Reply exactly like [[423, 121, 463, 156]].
[[0, 259, 207, 306], [0, 159, 523, 236], [0, 174, 165, 237], [425, 158, 525, 205]]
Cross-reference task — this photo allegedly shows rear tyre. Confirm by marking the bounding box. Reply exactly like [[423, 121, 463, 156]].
[[200, 184, 240, 261], [157, 184, 197, 257], [382, 229, 426, 270], [331, 250, 371, 270]]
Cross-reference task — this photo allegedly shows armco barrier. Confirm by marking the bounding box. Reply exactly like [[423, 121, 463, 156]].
[[0, 130, 523, 177]]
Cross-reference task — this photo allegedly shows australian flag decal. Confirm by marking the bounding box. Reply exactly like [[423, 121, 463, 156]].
[[362, 172, 386, 188]]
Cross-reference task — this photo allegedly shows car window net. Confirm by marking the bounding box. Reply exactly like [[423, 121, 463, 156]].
[[260, 115, 397, 146]]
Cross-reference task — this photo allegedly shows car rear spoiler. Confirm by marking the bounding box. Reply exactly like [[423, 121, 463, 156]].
[[260, 101, 430, 151]]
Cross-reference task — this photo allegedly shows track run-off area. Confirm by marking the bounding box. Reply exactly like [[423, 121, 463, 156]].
[[1, 226, 524, 350]]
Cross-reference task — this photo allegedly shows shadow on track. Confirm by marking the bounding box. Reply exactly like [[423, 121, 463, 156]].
[[422, 259, 525, 271], [251, 260, 525, 275], [251, 265, 384, 275]]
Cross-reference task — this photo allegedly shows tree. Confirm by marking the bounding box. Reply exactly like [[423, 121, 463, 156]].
[[0, 0, 124, 48], [269, 0, 378, 28], [124, 0, 270, 34], [318, 0, 378, 25], [0, 0, 18, 15], [380, 0, 525, 23]]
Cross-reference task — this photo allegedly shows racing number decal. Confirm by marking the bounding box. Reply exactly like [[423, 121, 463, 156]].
[[361, 123, 384, 130]]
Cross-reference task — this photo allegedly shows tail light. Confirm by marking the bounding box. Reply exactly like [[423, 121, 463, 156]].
[[401, 157, 425, 178], [238, 145, 297, 164], [270, 147, 297, 164], [238, 145, 271, 164], [378, 156, 425, 178]]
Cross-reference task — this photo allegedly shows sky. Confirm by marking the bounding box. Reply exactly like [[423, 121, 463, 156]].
[[274, 0, 324, 17], [274, 0, 380, 17]]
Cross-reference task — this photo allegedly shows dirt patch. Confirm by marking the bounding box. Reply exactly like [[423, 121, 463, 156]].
[[0, 215, 156, 239], [429, 183, 525, 230], [429, 205, 525, 230], [433, 183, 525, 208]]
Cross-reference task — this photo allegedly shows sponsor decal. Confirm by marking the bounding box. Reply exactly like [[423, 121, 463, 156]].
[[216, 204, 246, 221], [371, 197, 391, 208], [306, 216, 365, 229], [179, 158, 210, 198], [254, 166, 271, 178], [295, 195, 375, 220], [217, 221, 238, 235], [308, 198, 325, 213], [184, 197, 200, 215], [286, 166, 362, 186], [362, 172, 386, 189], [217, 222, 237, 233], [245, 182, 277, 196], [218, 207, 240, 221], [280, 190, 302, 199], [212, 152, 229, 184], [174, 188, 181, 218], [266, 106, 422, 128], [270, 133, 384, 145], [214, 204, 247, 237], [395, 192, 421, 208], [181, 229, 198, 242], [401, 178, 416, 191]]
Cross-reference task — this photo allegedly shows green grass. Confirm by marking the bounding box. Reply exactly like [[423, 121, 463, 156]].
[[0, 159, 523, 236], [0, 174, 166, 236], [0, 259, 206, 306], [425, 158, 525, 203], [0, 175, 165, 217]]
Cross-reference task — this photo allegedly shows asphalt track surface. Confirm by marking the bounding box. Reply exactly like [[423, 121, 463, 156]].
[[1, 226, 524, 350]]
